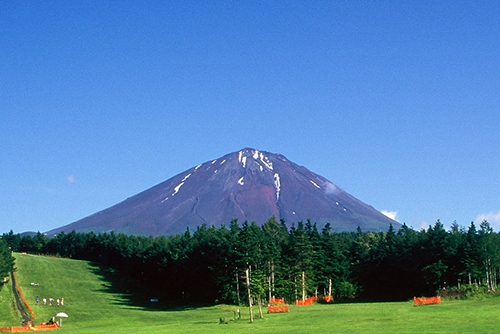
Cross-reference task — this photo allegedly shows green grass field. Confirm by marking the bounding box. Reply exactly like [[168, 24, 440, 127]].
[[0, 272, 21, 326], [2, 253, 500, 333]]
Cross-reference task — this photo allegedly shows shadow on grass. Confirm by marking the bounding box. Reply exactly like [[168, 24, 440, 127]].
[[86, 262, 411, 313], [87, 263, 214, 312]]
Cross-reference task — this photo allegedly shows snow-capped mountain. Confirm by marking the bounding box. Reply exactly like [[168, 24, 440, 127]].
[[46, 148, 399, 236]]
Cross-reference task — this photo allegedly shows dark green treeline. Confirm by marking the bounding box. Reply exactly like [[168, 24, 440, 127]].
[[2, 218, 499, 302], [0, 237, 15, 289]]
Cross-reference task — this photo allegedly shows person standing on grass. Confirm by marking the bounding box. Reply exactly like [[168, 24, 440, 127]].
[[43, 298, 46, 305], [61, 298, 64, 306], [49, 297, 53, 306], [36, 296, 39, 305]]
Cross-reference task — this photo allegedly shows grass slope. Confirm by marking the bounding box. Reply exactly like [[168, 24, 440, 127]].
[[9, 253, 500, 333], [0, 273, 21, 326]]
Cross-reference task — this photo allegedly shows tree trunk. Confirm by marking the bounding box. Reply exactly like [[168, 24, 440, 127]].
[[294, 277, 298, 302], [257, 295, 263, 319], [302, 271, 306, 303], [268, 275, 272, 302], [245, 268, 253, 323], [493, 269, 497, 290], [236, 268, 241, 306], [268, 261, 272, 301], [271, 262, 275, 299]]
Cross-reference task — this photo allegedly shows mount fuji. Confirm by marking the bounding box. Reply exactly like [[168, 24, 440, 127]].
[[47, 148, 399, 236]]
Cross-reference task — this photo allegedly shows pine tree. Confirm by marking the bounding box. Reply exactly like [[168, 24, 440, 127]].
[[478, 220, 499, 290], [0, 238, 15, 289]]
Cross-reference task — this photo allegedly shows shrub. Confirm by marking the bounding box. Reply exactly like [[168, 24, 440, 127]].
[[439, 285, 494, 300], [337, 282, 358, 299]]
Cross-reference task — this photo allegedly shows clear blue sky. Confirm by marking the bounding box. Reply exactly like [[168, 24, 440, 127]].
[[1, 1, 499, 234]]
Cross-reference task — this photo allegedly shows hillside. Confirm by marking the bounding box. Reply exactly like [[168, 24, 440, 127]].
[[6, 253, 500, 333], [0, 274, 20, 326], [12, 253, 236, 333]]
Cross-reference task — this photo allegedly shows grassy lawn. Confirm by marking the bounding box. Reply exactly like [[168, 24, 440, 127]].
[[0, 272, 21, 326], [7, 253, 500, 333]]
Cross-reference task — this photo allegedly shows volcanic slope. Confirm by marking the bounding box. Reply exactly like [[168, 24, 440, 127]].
[[47, 148, 398, 236]]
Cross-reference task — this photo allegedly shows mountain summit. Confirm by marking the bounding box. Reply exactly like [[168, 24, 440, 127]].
[[47, 148, 398, 236]]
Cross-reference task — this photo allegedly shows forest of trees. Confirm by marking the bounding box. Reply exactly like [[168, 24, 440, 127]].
[[1, 218, 499, 303], [0, 237, 15, 288]]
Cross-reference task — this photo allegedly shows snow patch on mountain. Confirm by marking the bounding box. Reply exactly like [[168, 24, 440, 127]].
[[172, 182, 184, 196], [237, 149, 274, 171], [259, 152, 273, 170], [310, 180, 321, 189], [274, 173, 281, 200]]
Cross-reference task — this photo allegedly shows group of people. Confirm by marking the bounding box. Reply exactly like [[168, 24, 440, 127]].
[[35, 296, 64, 306]]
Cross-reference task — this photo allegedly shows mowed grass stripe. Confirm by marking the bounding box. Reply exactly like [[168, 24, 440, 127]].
[[15, 254, 126, 326], [11, 253, 500, 333]]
